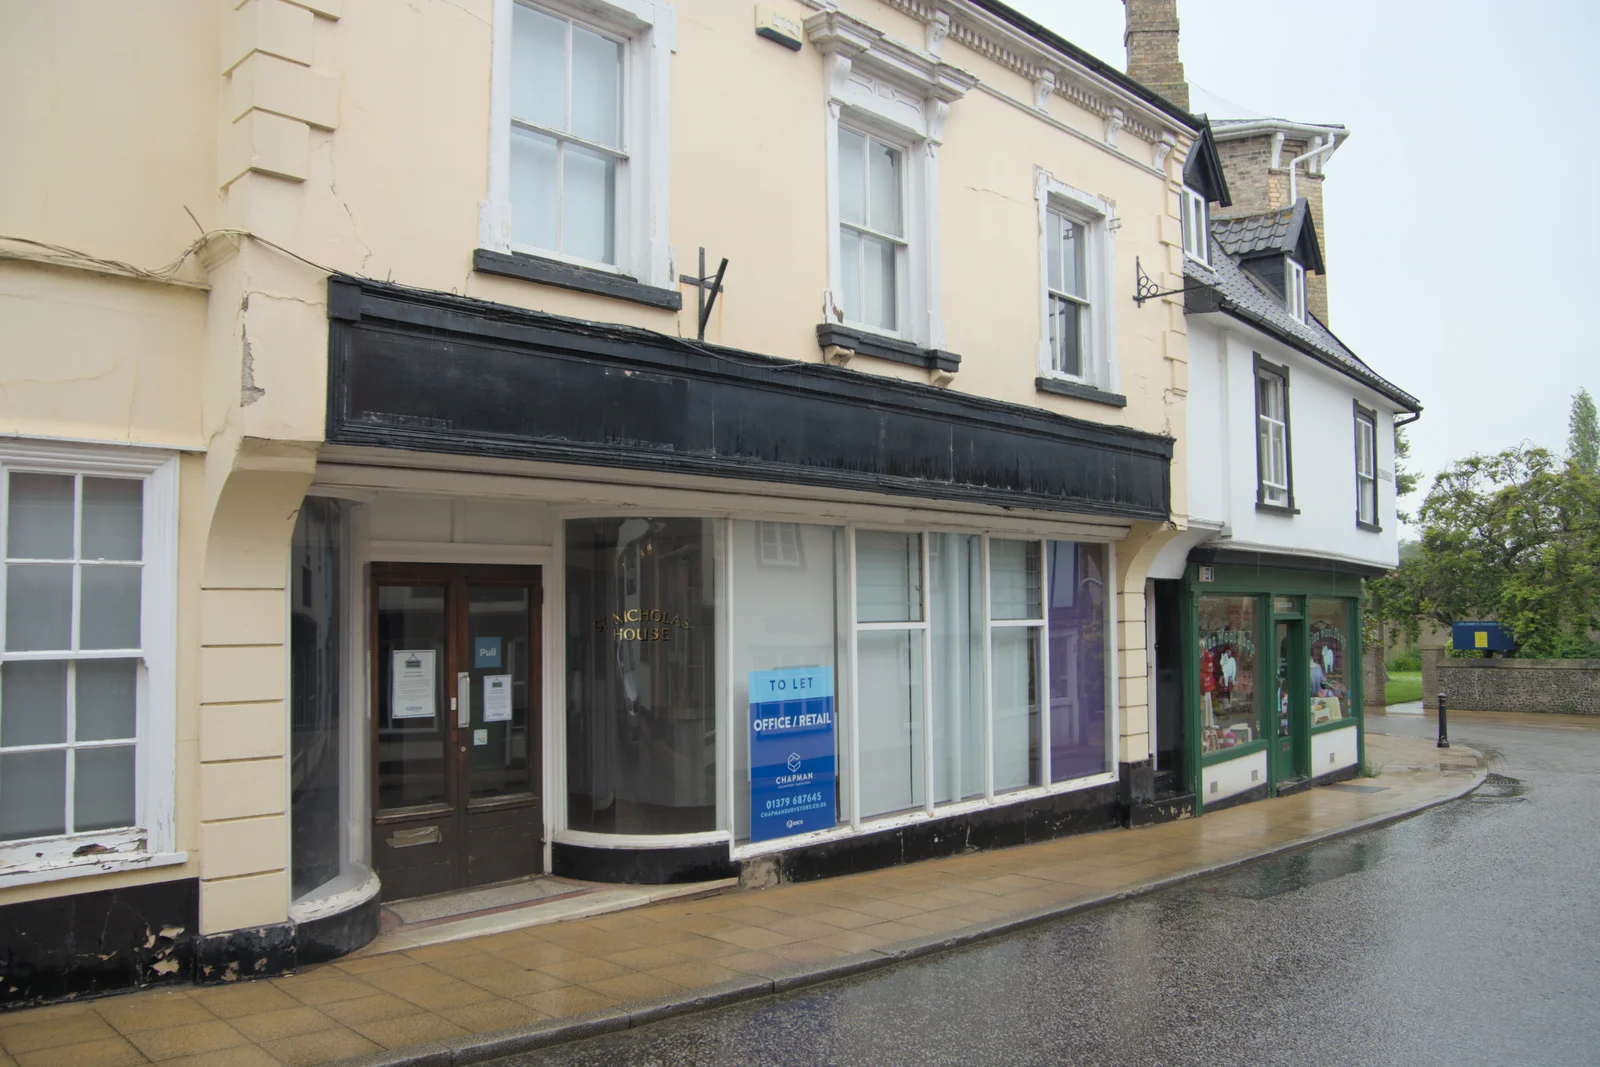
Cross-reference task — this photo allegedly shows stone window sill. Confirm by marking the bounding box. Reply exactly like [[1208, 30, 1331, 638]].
[[473, 249, 683, 311], [815, 324, 961, 373], [1034, 377, 1127, 408]]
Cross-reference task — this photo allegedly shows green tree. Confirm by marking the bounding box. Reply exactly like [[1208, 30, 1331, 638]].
[[1393, 423, 1418, 523], [1367, 444, 1600, 656], [1569, 388, 1598, 475]]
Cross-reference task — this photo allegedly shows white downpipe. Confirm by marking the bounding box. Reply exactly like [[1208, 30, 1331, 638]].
[[1287, 135, 1339, 204]]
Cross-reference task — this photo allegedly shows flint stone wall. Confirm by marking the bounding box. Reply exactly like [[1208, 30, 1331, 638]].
[[1421, 649, 1600, 715]]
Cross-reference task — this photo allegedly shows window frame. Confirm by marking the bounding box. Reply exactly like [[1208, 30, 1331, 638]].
[[1354, 401, 1380, 531], [835, 123, 912, 337], [479, 0, 675, 289], [1035, 170, 1118, 392], [810, 17, 975, 353], [0, 442, 180, 887], [1180, 186, 1209, 266], [543, 509, 1121, 859], [506, 3, 630, 267], [1285, 256, 1307, 322], [1253, 354, 1295, 513]]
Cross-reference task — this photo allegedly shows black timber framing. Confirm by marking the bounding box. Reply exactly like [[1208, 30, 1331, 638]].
[[325, 277, 1174, 520]]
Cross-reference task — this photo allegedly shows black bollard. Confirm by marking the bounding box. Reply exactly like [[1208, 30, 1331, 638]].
[[1437, 691, 1450, 749]]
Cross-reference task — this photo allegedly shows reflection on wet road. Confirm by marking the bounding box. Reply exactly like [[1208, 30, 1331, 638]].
[[498, 715, 1600, 1067]]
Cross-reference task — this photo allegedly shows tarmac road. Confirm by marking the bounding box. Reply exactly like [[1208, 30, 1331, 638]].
[[494, 712, 1600, 1067]]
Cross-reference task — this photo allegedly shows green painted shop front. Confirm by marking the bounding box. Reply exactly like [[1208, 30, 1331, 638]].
[[1179, 560, 1366, 814]]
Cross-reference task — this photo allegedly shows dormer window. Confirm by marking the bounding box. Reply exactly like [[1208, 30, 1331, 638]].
[[1180, 187, 1209, 265], [1286, 257, 1307, 322]]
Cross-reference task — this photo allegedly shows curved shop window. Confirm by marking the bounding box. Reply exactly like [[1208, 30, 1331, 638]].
[[289, 498, 371, 905], [565, 518, 721, 835]]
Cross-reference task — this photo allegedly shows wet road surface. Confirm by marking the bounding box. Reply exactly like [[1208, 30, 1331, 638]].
[[500, 715, 1600, 1066]]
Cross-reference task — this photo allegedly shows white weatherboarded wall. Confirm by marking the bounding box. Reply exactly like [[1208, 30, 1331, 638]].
[[1185, 313, 1402, 572]]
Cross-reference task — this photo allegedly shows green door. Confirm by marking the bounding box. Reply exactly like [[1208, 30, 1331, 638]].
[[1270, 616, 1307, 790]]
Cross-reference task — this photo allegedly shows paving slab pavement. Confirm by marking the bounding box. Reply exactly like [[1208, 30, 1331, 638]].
[[0, 732, 1485, 1067]]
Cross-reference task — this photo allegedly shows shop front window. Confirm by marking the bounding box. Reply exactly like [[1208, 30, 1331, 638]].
[[855, 531, 926, 819], [1048, 541, 1109, 781], [930, 533, 986, 803], [564, 517, 1119, 846], [565, 518, 719, 835], [1308, 599, 1352, 724], [731, 521, 848, 842], [1199, 595, 1259, 755], [290, 498, 369, 903], [990, 539, 1043, 793]]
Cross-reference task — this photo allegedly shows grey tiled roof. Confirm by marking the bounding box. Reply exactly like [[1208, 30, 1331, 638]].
[[1185, 237, 1421, 412], [1213, 206, 1299, 258]]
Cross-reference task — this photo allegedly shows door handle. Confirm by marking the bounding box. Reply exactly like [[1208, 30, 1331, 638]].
[[457, 672, 471, 728]]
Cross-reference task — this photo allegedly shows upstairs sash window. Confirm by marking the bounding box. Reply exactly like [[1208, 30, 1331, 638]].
[[837, 128, 906, 333], [510, 3, 626, 265], [1256, 362, 1292, 509]]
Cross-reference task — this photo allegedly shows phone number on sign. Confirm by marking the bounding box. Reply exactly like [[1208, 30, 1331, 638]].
[[762, 792, 825, 812]]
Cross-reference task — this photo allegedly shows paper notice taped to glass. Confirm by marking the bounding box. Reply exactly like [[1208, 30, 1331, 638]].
[[391, 649, 436, 719], [483, 673, 513, 722]]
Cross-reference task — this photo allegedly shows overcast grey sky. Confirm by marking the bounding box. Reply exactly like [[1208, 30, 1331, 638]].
[[1007, 0, 1599, 521]]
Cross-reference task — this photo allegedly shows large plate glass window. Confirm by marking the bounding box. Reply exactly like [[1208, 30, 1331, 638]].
[[837, 128, 906, 333], [930, 533, 986, 803], [854, 530, 925, 819], [289, 498, 373, 904], [1, 472, 143, 842], [510, 2, 625, 264], [1047, 542, 1109, 781], [1308, 599, 1352, 725], [1355, 406, 1378, 527], [989, 539, 1042, 792], [566, 518, 720, 834], [731, 521, 848, 842], [1198, 595, 1259, 755]]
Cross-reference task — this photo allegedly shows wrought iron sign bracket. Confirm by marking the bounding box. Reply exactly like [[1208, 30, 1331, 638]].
[[1134, 256, 1209, 306], [680, 247, 729, 341]]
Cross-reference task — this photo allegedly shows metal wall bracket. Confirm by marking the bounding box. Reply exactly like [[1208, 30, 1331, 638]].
[[680, 247, 729, 340], [1134, 255, 1209, 306]]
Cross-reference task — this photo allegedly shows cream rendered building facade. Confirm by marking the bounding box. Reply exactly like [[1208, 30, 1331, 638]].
[[0, 0, 1204, 1001]]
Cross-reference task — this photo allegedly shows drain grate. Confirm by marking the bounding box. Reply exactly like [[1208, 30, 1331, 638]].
[[1468, 772, 1528, 804]]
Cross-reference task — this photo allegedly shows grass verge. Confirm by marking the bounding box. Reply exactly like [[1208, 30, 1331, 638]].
[[1385, 671, 1422, 705]]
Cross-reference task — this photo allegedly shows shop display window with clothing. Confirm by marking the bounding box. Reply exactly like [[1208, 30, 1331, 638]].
[[1182, 562, 1365, 811]]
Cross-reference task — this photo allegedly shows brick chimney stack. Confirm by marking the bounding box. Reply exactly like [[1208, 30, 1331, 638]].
[[1123, 0, 1188, 112]]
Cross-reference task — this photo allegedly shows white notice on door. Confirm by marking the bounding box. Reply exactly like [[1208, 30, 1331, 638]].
[[391, 650, 436, 720], [483, 674, 513, 722]]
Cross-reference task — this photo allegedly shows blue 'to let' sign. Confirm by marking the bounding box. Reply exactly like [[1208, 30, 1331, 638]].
[[749, 667, 835, 844]]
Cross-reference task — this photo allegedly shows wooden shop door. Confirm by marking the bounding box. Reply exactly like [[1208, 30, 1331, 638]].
[[369, 564, 543, 900]]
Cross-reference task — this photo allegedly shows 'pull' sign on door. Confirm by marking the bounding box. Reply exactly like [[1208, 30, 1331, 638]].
[[748, 666, 835, 843]]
